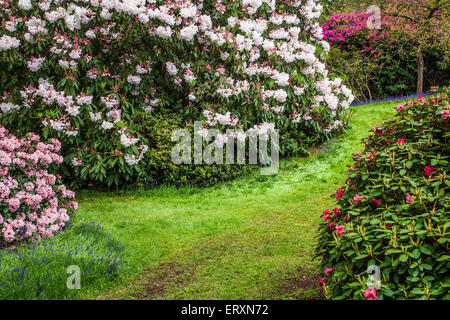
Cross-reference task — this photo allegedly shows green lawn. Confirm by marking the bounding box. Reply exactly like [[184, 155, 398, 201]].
[[71, 99, 403, 300]]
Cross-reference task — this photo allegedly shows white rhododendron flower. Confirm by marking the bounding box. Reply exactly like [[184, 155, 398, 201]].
[[0, 35, 21, 51], [166, 62, 178, 76], [89, 112, 102, 121], [179, 24, 198, 41], [127, 75, 142, 85], [27, 56, 46, 72], [101, 121, 113, 130], [180, 5, 197, 19], [18, 0, 32, 10], [156, 26, 173, 39]]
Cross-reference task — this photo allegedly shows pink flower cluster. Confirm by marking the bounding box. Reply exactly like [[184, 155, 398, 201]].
[[441, 109, 450, 119], [322, 207, 346, 237], [362, 288, 378, 300], [0, 126, 77, 246]]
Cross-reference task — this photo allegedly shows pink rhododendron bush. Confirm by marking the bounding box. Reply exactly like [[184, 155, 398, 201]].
[[0, 126, 77, 247], [314, 89, 450, 300], [321, 1, 449, 101], [0, 0, 354, 187]]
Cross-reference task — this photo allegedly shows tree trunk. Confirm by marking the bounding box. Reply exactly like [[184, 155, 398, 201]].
[[416, 50, 424, 94]]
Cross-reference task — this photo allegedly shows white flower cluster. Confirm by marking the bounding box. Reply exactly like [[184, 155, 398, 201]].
[[166, 62, 178, 76], [202, 110, 239, 127], [27, 56, 46, 72], [0, 102, 20, 114], [0, 35, 20, 51], [127, 75, 142, 85], [120, 133, 139, 148], [1, 0, 355, 166]]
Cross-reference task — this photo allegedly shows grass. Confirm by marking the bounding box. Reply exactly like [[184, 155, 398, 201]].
[[0, 99, 404, 299], [76, 99, 401, 299]]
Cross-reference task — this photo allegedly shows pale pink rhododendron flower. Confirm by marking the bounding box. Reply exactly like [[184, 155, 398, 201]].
[[396, 103, 406, 113], [0, 127, 76, 246]]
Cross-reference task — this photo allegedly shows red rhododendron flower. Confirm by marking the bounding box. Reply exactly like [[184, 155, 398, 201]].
[[424, 166, 436, 177], [322, 209, 331, 221], [332, 208, 339, 216], [324, 267, 333, 275], [418, 96, 427, 103], [372, 198, 381, 207], [362, 288, 378, 300], [334, 188, 345, 199]]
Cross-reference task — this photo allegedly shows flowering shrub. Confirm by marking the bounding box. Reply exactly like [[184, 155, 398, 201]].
[[0, 0, 354, 187], [135, 113, 252, 188], [315, 89, 450, 300], [0, 126, 77, 247], [322, 5, 450, 101]]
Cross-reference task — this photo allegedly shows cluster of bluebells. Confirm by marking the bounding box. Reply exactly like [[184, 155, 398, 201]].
[[0, 126, 77, 246], [0, 222, 128, 299], [0, 0, 354, 186]]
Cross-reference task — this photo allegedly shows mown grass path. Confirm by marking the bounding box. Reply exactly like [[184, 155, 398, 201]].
[[77, 100, 402, 299]]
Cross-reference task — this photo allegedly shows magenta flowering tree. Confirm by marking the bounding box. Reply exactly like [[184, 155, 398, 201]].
[[0, 126, 77, 247], [322, 0, 449, 100], [0, 0, 354, 187]]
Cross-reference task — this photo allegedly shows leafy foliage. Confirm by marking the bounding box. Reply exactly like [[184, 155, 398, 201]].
[[135, 113, 253, 188], [315, 88, 450, 300]]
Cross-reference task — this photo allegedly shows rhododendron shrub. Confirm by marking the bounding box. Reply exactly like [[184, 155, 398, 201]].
[[0, 0, 353, 187], [0, 126, 77, 247], [322, 1, 450, 101], [315, 89, 450, 300], [133, 113, 253, 187]]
